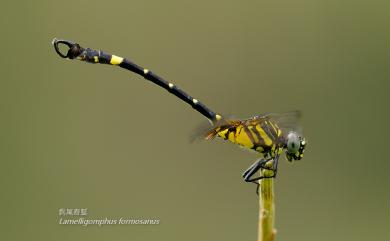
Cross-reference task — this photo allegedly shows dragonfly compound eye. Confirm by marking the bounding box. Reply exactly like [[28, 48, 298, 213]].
[[287, 132, 300, 154]]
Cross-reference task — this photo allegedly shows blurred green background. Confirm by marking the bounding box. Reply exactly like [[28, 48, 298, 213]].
[[1, 1, 389, 240]]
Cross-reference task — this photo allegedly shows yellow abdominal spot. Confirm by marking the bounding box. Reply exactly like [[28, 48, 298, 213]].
[[110, 55, 124, 65]]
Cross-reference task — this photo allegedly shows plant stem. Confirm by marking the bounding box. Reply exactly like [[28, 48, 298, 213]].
[[258, 162, 276, 241]]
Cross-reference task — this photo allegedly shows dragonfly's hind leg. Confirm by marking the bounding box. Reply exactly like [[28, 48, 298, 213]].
[[242, 155, 279, 194]]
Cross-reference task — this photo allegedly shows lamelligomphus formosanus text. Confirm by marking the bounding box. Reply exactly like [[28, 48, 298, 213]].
[[52, 38, 306, 193]]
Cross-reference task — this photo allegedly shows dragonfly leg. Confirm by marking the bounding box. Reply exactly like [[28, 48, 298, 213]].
[[243, 158, 271, 178], [242, 155, 279, 194], [272, 154, 280, 178]]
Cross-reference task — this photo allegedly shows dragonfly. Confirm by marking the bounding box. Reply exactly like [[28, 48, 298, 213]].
[[52, 38, 306, 192]]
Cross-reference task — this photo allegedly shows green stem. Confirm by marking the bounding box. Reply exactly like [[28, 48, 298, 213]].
[[258, 162, 276, 241]]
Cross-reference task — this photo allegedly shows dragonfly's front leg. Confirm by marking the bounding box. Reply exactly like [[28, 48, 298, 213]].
[[242, 154, 280, 194]]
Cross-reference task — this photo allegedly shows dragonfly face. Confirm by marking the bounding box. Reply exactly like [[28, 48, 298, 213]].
[[285, 131, 306, 161]]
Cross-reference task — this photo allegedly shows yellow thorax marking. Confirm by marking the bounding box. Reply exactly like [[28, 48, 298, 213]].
[[247, 125, 260, 143], [255, 125, 272, 146], [234, 125, 254, 148], [269, 121, 281, 137]]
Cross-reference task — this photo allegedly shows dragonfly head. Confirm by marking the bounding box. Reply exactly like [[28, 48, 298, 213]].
[[285, 131, 306, 162]]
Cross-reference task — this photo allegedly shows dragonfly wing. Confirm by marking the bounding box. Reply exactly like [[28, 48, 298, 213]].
[[251, 111, 303, 141], [189, 116, 240, 143]]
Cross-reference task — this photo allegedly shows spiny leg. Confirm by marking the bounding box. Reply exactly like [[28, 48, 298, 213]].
[[242, 158, 272, 194], [242, 155, 280, 194], [272, 154, 280, 178], [243, 158, 272, 179], [242, 158, 275, 183]]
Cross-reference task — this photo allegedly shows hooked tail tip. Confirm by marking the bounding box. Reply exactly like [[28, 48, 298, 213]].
[[51, 38, 83, 59]]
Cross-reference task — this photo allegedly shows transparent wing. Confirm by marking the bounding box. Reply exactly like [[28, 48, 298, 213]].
[[189, 119, 216, 143], [189, 114, 236, 143], [259, 110, 303, 136]]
